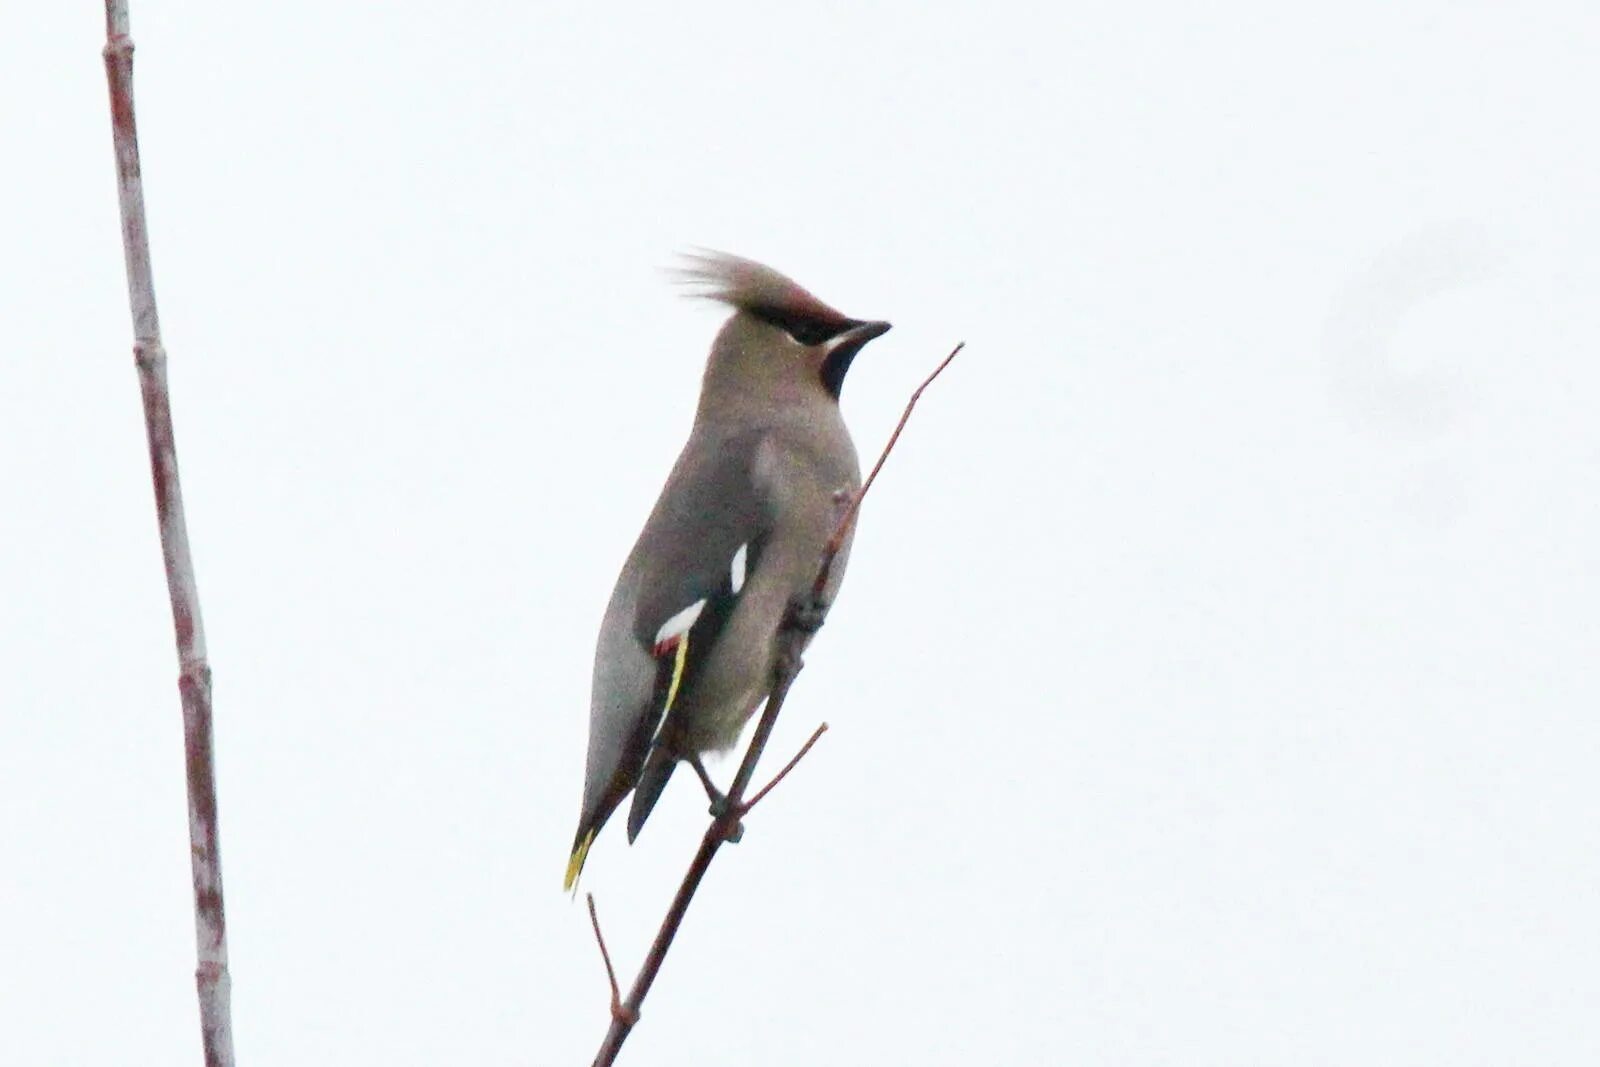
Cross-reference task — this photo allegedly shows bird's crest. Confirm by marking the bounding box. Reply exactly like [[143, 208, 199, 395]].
[[672, 250, 854, 330]]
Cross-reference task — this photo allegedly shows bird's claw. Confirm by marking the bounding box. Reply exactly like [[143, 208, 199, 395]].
[[785, 596, 829, 635], [707, 795, 746, 842]]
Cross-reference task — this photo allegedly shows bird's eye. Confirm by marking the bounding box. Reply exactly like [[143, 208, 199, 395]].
[[751, 306, 843, 347], [784, 319, 836, 346]]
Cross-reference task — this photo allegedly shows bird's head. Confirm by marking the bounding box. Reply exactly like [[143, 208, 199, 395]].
[[675, 251, 891, 405]]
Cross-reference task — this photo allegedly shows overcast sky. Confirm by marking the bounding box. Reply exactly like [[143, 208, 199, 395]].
[[4, 3, 1598, 1065]]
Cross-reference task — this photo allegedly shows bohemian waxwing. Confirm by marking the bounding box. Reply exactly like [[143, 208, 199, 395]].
[[565, 253, 891, 889]]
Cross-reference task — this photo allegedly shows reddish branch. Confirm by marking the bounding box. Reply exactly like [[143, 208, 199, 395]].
[[819, 342, 965, 581], [590, 342, 964, 1066], [586, 894, 632, 1025], [743, 721, 829, 811], [101, 3, 236, 1065]]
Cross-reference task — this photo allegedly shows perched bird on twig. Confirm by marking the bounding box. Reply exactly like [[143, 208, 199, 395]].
[[566, 253, 891, 890]]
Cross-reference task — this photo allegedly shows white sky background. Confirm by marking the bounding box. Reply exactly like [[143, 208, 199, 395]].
[[3, 3, 1598, 1064]]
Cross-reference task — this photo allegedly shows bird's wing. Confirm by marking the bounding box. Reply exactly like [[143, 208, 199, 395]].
[[567, 430, 778, 888], [632, 433, 776, 656]]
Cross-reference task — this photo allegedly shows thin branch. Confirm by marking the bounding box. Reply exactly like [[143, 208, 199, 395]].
[[815, 341, 965, 593], [586, 894, 634, 1024], [101, 5, 236, 1065], [743, 722, 829, 812], [591, 341, 964, 1066]]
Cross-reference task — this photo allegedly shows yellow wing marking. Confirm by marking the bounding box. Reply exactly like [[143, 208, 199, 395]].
[[663, 633, 691, 716]]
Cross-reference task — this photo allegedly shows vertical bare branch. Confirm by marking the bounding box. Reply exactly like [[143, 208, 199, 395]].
[[590, 343, 964, 1066], [101, 4, 236, 1064]]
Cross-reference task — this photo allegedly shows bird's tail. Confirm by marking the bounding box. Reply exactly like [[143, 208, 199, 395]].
[[626, 748, 678, 843], [564, 828, 596, 893]]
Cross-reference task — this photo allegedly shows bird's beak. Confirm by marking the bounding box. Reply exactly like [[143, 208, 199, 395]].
[[819, 320, 892, 399], [832, 320, 893, 350]]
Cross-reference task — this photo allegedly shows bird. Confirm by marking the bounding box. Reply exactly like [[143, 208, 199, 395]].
[[565, 252, 891, 890]]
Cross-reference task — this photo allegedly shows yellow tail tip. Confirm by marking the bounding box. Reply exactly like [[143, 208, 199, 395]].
[[564, 830, 595, 893]]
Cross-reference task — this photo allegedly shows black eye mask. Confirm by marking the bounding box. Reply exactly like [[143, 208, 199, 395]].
[[748, 304, 854, 347]]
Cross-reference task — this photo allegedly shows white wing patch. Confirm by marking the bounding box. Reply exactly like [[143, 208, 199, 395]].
[[653, 598, 706, 649], [730, 543, 749, 594]]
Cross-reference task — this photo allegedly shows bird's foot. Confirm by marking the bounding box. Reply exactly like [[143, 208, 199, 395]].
[[706, 791, 746, 844], [785, 595, 829, 635], [687, 753, 747, 842], [686, 752, 725, 806]]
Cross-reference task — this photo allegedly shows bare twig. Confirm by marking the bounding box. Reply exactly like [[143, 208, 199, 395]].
[[816, 341, 965, 591], [591, 342, 964, 1066], [101, 4, 236, 1065], [743, 722, 829, 811], [586, 894, 634, 1024]]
